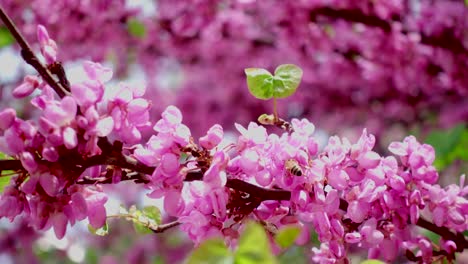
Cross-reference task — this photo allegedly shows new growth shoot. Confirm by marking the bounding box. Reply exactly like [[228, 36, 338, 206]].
[[245, 64, 302, 132], [244, 64, 303, 122]]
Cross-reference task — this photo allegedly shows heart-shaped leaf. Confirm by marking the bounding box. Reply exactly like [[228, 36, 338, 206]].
[[245, 68, 274, 100], [245, 64, 303, 100], [272, 64, 303, 98]]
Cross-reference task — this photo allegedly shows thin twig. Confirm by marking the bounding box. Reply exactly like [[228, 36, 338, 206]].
[[151, 221, 181, 233], [107, 213, 180, 233], [309, 6, 468, 55], [0, 6, 68, 98]]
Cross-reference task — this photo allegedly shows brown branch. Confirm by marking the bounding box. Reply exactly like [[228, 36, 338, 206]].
[[0, 159, 23, 172], [1, 153, 467, 260], [77, 172, 150, 185], [0, 6, 69, 98], [49, 62, 71, 92], [225, 178, 291, 201], [416, 218, 467, 253], [151, 220, 180, 233], [309, 6, 468, 55], [310, 7, 392, 32], [2, 156, 466, 254], [0, 6, 466, 257]]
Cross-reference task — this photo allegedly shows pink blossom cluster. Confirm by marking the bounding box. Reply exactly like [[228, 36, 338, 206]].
[[0, 25, 151, 239], [133, 106, 229, 244], [2, 0, 136, 65], [3, 0, 467, 136], [131, 105, 467, 262], [0, 16, 466, 264]]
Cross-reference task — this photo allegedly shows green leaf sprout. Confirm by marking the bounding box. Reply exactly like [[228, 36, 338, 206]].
[[244, 64, 303, 100]]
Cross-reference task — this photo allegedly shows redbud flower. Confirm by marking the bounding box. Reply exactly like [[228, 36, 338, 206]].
[[37, 25, 57, 64], [199, 124, 223, 149], [13, 75, 40, 98]]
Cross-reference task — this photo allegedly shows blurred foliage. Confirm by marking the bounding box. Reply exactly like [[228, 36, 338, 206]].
[[274, 225, 300, 249], [88, 222, 109, 236], [127, 19, 146, 38], [235, 222, 277, 264], [132, 205, 162, 234], [88, 205, 163, 236], [36, 248, 76, 264], [0, 172, 12, 193], [84, 248, 99, 264], [0, 152, 13, 193], [187, 221, 277, 264], [425, 123, 468, 170], [360, 260, 385, 264], [423, 229, 441, 246], [186, 239, 232, 264], [0, 27, 14, 48], [278, 246, 307, 264], [310, 230, 320, 245]]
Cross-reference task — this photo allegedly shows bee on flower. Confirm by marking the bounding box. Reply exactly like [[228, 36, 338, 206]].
[[285, 159, 303, 176]]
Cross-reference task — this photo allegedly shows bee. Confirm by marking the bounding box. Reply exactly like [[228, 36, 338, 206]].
[[258, 114, 293, 133], [285, 159, 303, 176], [257, 114, 276, 125]]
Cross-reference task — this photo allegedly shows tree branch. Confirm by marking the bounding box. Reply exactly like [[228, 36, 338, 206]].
[[0, 159, 24, 172], [2, 156, 466, 253], [151, 220, 181, 233], [0, 6, 465, 258], [309, 7, 392, 32], [0, 6, 69, 98], [309, 6, 468, 55], [416, 218, 467, 253]]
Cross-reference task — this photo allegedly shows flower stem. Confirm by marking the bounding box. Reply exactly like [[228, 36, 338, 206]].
[[0, 6, 68, 98], [273, 97, 278, 122]]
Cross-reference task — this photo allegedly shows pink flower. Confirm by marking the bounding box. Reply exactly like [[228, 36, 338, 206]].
[[199, 124, 223, 149], [13, 75, 40, 98], [85, 191, 108, 229], [37, 25, 57, 64]]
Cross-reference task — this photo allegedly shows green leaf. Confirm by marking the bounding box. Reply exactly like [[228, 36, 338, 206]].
[[448, 129, 468, 160], [245, 64, 303, 100], [426, 124, 464, 157], [186, 239, 233, 264], [0, 175, 12, 193], [85, 248, 99, 264], [272, 64, 303, 98], [278, 246, 307, 264], [88, 222, 109, 236], [152, 256, 165, 264], [235, 222, 277, 264], [133, 221, 153, 234], [0, 27, 14, 48], [360, 260, 386, 264], [245, 68, 274, 100], [275, 225, 301, 249], [0, 152, 14, 193], [310, 230, 320, 245], [128, 19, 146, 38], [142, 206, 162, 225], [425, 124, 468, 170], [423, 229, 440, 243]]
